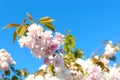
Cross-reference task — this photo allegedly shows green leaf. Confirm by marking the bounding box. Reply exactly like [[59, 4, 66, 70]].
[[38, 17, 54, 23], [16, 26, 26, 38], [11, 76, 18, 80], [15, 70, 22, 76], [42, 22, 55, 32], [75, 63, 84, 73], [2, 23, 20, 30], [74, 49, 84, 58], [47, 63, 55, 76], [4, 70, 10, 76], [26, 12, 34, 23], [21, 68, 28, 77], [63, 33, 75, 51], [12, 31, 17, 44]]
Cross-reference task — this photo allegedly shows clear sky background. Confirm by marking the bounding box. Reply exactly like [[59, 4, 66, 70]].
[[0, 0, 120, 73]]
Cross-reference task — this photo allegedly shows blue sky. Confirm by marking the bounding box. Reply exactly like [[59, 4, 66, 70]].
[[0, 0, 120, 72]]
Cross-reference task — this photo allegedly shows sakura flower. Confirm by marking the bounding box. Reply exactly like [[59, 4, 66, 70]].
[[41, 49, 54, 57], [41, 31, 53, 40], [18, 23, 64, 59], [86, 65, 102, 80], [27, 23, 44, 38], [35, 75, 44, 80], [53, 57, 64, 67], [24, 74, 34, 80], [0, 49, 16, 71], [49, 76, 61, 80], [47, 40, 60, 51], [39, 64, 47, 71], [31, 48, 42, 58], [100, 57, 109, 66], [0, 62, 9, 71], [54, 32, 64, 44], [88, 65, 102, 75], [44, 73, 52, 80], [43, 58, 50, 64], [104, 41, 119, 58], [18, 36, 32, 48]]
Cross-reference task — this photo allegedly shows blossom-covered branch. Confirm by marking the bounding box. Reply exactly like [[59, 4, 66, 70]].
[[1, 13, 120, 80]]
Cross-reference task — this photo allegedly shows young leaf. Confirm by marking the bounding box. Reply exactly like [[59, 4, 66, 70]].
[[12, 31, 17, 44], [42, 22, 55, 32], [16, 26, 26, 38], [21, 68, 28, 77], [26, 12, 34, 23], [75, 63, 84, 73], [2, 23, 20, 30], [15, 70, 22, 76], [47, 63, 55, 76], [63, 33, 75, 51], [24, 24, 29, 29], [38, 17, 54, 23], [4, 70, 10, 76], [11, 76, 18, 80], [38, 16, 55, 32], [74, 49, 84, 58], [22, 18, 28, 25]]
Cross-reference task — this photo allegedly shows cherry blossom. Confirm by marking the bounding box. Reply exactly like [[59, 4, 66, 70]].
[[0, 49, 16, 71], [17, 23, 120, 80], [53, 56, 64, 67], [19, 23, 64, 59]]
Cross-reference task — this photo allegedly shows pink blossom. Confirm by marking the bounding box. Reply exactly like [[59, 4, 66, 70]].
[[86, 65, 102, 80], [18, 23, 64, 59], [41, 49, 54, 57], [18, 36, 32, 48], [0, 49, 16, 71], [104, 41, 118, 58], [41, 31, 53, 40], [85, 74, 102, 80], [27, 23, 43, 37], [53, 57, 64, 67], [100, 57, 109, 66], [31, 48, 42, 58], [88, 65, 101, 76], [48, 40, 59, 51], [54, 32, 64, 44], [0, 62, 9, 71], [43, 58, 50, 64]]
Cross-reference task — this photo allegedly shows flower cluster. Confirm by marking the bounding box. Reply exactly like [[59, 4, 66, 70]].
[[25, 73, 61, 80], [25, 55, 120, 80], [24, 32, 120, 80], [0, 49, 16, 71], [0, 13, 120, 80], [19, 23, 64, 59], [2, 13, 120, 79], [9, 23, 120, 80], [104, 41, 119, 58], [19, 23, 64, 68]]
